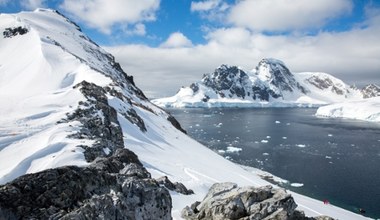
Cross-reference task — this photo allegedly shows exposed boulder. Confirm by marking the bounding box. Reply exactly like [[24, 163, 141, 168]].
[[182, 182, 334, 220], [0, 148, 172, 220]]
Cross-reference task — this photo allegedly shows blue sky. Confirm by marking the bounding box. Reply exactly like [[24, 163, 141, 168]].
[[1, 0, 379, 97]]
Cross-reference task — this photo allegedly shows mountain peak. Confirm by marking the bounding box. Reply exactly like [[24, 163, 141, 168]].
[[361, 84, 380, 98], [254, 58, 306, 95]]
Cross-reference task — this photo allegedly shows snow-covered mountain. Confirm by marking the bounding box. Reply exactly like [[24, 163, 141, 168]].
[[153, 58, 363, 108], [0, 9, 370, 219], [361, 84, 380, 98]]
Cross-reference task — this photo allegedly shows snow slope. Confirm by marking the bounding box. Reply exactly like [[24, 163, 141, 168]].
[[153, 59, 363, 108], [316, 97, 380, 122], [0, 9, 371, 220]]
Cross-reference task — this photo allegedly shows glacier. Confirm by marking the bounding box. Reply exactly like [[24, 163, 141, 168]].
[[316, 97, 380, 122]]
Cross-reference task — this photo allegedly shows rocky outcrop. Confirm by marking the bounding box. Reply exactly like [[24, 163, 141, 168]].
[[3, 26, 29, 38], [0, 148, 172, 220], [181, 183, 334, 220], [156, 176, 194, 195]]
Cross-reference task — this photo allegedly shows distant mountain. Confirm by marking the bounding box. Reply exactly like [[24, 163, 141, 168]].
[[153, 58, 363, 107], [361, 84, 380, 98]]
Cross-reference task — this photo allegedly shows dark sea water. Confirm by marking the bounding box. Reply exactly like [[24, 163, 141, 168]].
[[168, 108, 380, 219]]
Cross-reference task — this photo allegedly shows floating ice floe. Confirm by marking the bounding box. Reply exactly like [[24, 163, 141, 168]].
[[282, 137, 287, 139], [325, 156, 332, 159], [328, 134, 333, 137], [291, 183, 304, 187], [226, 146, 242, 153], [263, 153, 269, 156], [296, 144, 306, 148], [266, 135, 271, 139], [261, 140, 269, 143], [218, 150, 226, 154], [275, 121, 281, 124], [214, 122, 223, 127]]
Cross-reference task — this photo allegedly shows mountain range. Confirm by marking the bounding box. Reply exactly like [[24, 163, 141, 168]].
[[153, 59, 378, 108]]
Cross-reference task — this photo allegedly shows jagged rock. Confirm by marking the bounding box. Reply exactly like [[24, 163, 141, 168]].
[[361, 84, 380, 98], [0, 149, 172, 220], [3, 26, 29, 38], [203, 65, 250, 99], [182, 183, 334, 220], [156, 176, 194, 195], [59, 81, 125, 162], [167, 115, 187, 134]]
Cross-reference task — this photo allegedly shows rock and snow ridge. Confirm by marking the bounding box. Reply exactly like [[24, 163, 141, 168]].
[[152, 59, 367, 108], [0, 9, 371, 219]]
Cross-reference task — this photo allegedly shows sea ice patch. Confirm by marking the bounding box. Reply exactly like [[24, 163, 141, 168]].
[[261, 140, 269, 143]]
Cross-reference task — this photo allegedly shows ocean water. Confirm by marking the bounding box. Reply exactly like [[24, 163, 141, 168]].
[[168, 108, 380, 219]]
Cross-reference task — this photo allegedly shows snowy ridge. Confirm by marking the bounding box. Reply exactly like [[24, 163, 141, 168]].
[[153, 59, 363, 108], [0, 10, 371, 219]]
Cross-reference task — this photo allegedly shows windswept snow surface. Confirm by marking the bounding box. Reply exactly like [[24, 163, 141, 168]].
[[0, 9, 370, 220], [316, 97, 380, 122]]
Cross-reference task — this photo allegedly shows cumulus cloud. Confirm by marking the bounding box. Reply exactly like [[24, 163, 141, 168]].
[[228, 0, 353, 31], [160, 32, 193, 48], [20, 0, 47, 9], [59, 0, 160, 34], [107, 22, 380, 97]]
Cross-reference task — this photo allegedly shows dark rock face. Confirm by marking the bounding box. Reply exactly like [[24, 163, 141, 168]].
[[156, 176, 194, 195], [202, 65, 250, 99], [3, 26, 29, 38], [167, 115, 187, 134], [182, 183, 334, 220], [0, 149, 172, 220], [361, 84, 380, 98]]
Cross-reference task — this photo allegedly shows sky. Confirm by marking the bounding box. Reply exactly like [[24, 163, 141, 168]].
[[1, 0, 380, 98]]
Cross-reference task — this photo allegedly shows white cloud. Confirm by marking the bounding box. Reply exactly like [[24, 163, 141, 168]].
[[191, 0, 230, 22], [228, 0, 353, 31], [126, 23, 146, 36], [20, 0, 47, 9], [60, 0, 160, 34], [191, 0, 221, 12], [160, 32, 193, 48], [106, 22, 380, 98]]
